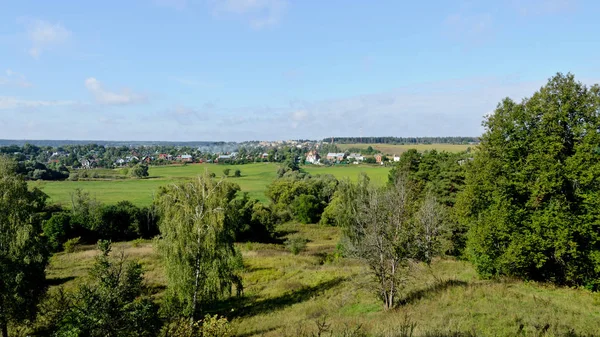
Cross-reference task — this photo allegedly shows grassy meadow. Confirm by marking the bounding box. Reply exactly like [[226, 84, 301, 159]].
[[47, 223, 600, 337], [32, 163, 391, 206], [336, 143, 473, 155]]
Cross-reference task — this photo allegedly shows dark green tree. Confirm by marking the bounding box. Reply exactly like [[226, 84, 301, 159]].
[[223, 168, 231, 176], [291, 194, 320, 224], [0, 157, 49, 337], [130, 164, 149, 179], [233, 169, 241, 177], [43, 212, 72, 252], [457, 73, 600, 287]]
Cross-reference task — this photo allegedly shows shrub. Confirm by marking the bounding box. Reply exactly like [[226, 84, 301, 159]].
[[233, 169, 241, 177], [291, 194, 320, 224], [285, 236, 308, 255], [130, 164, 149, 179], [63, 237, 81, 253], [43, 212, 72, 252], [223, 168, 231, 176]]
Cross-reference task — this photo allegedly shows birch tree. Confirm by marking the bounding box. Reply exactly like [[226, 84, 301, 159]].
[[155, 173, 243, 321]]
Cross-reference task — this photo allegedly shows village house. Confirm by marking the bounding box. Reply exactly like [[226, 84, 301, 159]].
[[375, 154, 383, 164], [305, 150, 320, 164], [178, 154, 193, 162], [393, 155, 400, 162], [326, 152, 346, 161], [346, 153, 364, 163], [158, 153, 173, 160]]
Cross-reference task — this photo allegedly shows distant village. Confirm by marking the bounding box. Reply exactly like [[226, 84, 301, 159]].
[[0, 137, 477, 181]]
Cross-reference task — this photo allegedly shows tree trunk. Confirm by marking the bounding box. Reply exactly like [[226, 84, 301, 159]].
[[1, 321, 7, 337]]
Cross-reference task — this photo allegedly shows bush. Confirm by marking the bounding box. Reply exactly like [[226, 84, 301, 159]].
[[233, 169, 241, 177], [43, 212, 72, 252], [130, 164, 149, 179], [63, 237, 81, 253], [223, 168, 231, 176], [291, 194, 321, 224], [285, 236, 308, 255]]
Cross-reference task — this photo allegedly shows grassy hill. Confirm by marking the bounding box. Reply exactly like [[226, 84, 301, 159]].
[[47, 223, 600, 337], [32, 163, 391, 207]]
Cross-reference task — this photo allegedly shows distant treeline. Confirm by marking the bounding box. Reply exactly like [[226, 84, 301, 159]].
[[326, 137, 479, 144]]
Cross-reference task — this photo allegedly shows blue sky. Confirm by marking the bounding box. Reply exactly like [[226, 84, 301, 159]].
[[1, 0, 599, 141]]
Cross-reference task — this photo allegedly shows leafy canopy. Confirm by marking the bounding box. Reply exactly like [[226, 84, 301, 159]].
[[457, 73, 600, 288]]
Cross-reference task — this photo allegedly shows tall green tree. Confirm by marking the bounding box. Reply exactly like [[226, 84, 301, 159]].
[[0, 157, 49, 337], [155, 173, 243, 321], [457, 73, 600, 287]]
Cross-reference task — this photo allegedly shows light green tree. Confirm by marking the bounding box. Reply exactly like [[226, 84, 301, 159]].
[[155, 173, 243, 321], [0, 157, 49, 337]]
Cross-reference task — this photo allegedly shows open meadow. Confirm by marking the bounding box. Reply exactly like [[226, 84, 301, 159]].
[[336, 143, 473, 155], [32, 163, 391, 206], [47, 223, 600, 337]]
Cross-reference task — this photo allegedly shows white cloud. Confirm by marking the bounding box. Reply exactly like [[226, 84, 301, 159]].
[[290, 110, 308, 128], [211, 0, 288, 28], [85, 78, 147, 105], [0, 69, 33, 88], [24, 19, 72, 58], [0, 96, 74, 110]]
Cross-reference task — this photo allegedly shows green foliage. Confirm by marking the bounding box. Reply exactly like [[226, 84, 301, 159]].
[[43, 212, 72, 252], [233, 169, 241, 177], [266, 173, 338, 224], [130, 164, 149, 179], [222, 168, 231, 176], [0, 156, 49, 334], [63, 237, 81, 253], [160, 315, 232, 337], [42, 241, 160, 336], [226, 193, 275, 242], [457, 73, 600, 288], [155, 173, 244, 320], [291, 194, 320, 224], [285, 236, 308, 255], [336, 174, 447, 309], [65, 190, 160, 244]]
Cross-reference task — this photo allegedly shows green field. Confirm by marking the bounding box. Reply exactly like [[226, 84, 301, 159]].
[[47, 223, 600, 336], [337, 143, 474, 155], [32, 163, 390, 206]]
